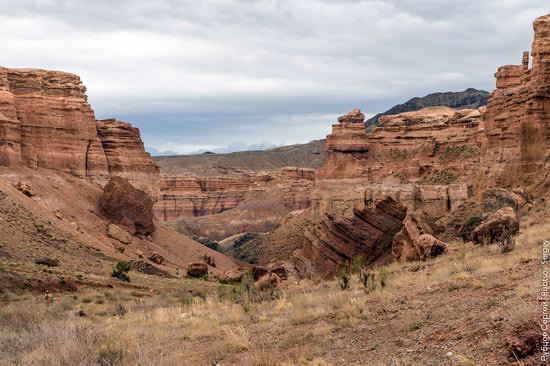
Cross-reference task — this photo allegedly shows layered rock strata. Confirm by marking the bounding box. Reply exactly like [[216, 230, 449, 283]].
[[155, 168, 315, 221], [0, 67, 158, 181], [483, 14, 550, 186], [298, 196, 407, 276]]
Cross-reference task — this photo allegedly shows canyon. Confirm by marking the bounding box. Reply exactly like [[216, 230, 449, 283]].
[[0, 10, 549, 366], [0, 11, 548, 296]]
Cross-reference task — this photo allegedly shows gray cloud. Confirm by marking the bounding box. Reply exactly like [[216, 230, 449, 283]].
[[0, 0, 547, 154]]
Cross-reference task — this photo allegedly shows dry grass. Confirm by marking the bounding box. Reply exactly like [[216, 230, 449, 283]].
[[0, 216, 547, 365]]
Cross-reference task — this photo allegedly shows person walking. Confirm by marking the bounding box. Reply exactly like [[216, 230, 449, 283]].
[[44, 290, 52, 306]]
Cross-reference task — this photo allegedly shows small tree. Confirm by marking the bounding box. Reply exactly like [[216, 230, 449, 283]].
[[111, 261, 131, 282]]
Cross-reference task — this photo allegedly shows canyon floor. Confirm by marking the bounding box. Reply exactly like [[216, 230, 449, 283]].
[[0, 211, 545, 366]]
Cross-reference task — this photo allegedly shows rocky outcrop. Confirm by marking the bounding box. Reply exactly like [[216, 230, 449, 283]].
[[0, 68, 107, 176], [319, 106, 484, 181], [99, 177, 156, 235], [471, 207, 519, 245], [0, 67, 158, 181], [96, 119, 159, 177], [186, 262, 208, 278], [483, 14, 550, 186], [298, 196, 407, 277], [392, 210, 447, 262], [326, 108, 369, 153], [365, 88, 489, 127], [155, 175, 266, 220]]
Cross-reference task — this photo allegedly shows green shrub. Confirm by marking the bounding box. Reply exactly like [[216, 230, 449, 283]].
[[111, 261, 131, 282]]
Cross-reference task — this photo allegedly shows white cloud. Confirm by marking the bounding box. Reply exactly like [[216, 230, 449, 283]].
[[0, 0, 547, 153]]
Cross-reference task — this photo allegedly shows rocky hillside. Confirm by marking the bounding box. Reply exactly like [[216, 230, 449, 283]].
[[153, 139, 327, 176], [365, 88, 489, 128]]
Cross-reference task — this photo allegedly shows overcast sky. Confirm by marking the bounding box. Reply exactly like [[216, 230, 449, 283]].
[[1, 0, 548, 154]]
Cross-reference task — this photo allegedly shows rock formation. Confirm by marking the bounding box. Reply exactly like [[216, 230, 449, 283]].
[[0, 68, 107, 176], [392, 210, 448, 262], [365, 88, 489, 128], [483, 14, 550, 186], [0, 67, 158, 181], [298, 196, 407, 277], [155, 168, 314, 221], [96, 119, 159, 177], [99, 176, 156, 235]]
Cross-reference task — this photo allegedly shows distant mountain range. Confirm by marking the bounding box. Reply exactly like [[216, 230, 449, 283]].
[[365, 88, 490, 128], [154, 139, 327, 176]]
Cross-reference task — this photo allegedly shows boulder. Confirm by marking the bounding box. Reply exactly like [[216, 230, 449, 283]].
[[254, 273, 282, 289], [413, 234, 448, 259], [35, 257, 59, 267], [99, 177, 155, 235], [392, 209, 448, 262], [186, 262, 208, 278], [482, 188, 523, 212], [106, 224, 133, 244], [266, 261, 298, 281], [472, 207, 519, 245], [252, 266, 269, 281], [505, 320, 542, 359], [219, 269, 246, 284], [203, 253, 216, 267], [14, 180, 35, 197], [148, 253, 165, 265]]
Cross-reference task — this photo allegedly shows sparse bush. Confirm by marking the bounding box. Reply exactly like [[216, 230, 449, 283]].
[[97, 340, 125, 366], [111, 261, 131, 282], [217, 271, 280, 305], [460, 214, 484, 242], [498, 228, 516, 254], [359, 268, 376, 293], [114, 303, 127, 317], [378, 267, 390, 289], [337, 267, 351, 291]]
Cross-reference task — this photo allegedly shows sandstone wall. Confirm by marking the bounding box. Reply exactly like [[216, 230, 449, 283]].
[[0, 67, 158, 182], [154, 168, 315, 221], [484, 14, 550, 186]]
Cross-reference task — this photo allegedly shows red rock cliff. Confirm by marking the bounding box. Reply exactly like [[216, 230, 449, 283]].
[[484, 13, 550, 187], [0, 67, 158, 181], [155, 168, 315, 221]]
